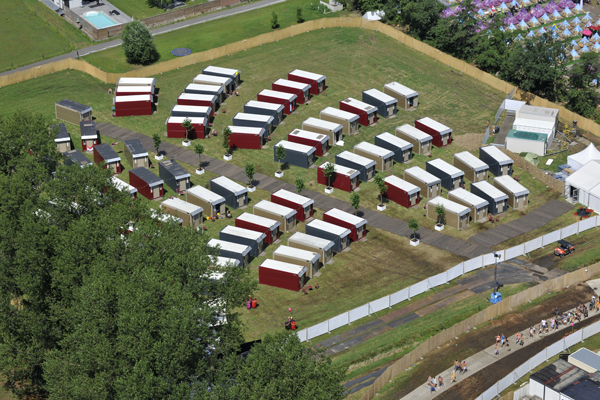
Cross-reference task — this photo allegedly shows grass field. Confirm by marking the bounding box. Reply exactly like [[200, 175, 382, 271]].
[[108, 0, 207, 20], [1, 0, 90, 73]]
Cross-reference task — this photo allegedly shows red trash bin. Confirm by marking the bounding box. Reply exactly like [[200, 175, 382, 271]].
[[252, 299, 257, 309], [291, 321, 297, 331]]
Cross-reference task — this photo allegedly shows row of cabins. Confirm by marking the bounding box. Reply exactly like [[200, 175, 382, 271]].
[[113, 77, 157, 117]]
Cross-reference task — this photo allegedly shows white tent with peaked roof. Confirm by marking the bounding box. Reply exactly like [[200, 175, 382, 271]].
[[567, 144, 600, 171]]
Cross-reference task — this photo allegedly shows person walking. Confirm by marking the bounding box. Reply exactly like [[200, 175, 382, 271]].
[[501, 333, 506, 347], [451, 371, 456, 383], [495, 344, 500, 356], [462, 361, 468, 373], [438, 376, 444, 387]]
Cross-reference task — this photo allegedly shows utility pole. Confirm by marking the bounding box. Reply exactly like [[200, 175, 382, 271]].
[[491, 251, 503, 304]]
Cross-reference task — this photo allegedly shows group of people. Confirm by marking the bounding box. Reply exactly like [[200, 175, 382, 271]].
[[425, 360, 468, 392]]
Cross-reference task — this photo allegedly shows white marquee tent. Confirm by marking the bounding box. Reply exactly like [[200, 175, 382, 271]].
[[566, 160, 600, 206], [567, 143, 600, 171]]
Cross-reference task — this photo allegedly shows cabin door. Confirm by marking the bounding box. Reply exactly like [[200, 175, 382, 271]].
[[179, 179, 187, 193], [368, 113, 375, 125], [238, 194, 245, 208], [387, 105, 395, 116], [442, 134, 449, 146], [153, 186, 161, 198], [356, 225, 365, 239]]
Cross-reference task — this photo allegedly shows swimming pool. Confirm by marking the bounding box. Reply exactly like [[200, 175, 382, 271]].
[[83, 11, 118, 29]]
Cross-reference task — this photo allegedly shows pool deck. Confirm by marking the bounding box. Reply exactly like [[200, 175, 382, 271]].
[[69, 1, 132, 26]]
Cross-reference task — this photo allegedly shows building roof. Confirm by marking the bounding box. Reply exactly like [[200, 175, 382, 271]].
[[417, 117, 452, 135], [494, 175, 530, 197], [124, 138, 147, 157], [427, 196, 470, 216], [185, 83, 224, 94], [273, 245, 320, 263], [289, 69, 326, 83], [503, 99, 526, 112], [236, 212, 281, 229], [178, 93, 217, 102], [171, 105, 211, 115], [471, 181, 509, 201], [203, 65, 240, 76], [228, 125, 266, 136], [211, 176, 247, 196], [94, 143, 120, 163], [52, 123, 70, 143], [383, 82, 418, 98], [114, 94, 153, 103], [454, 151, 489, 172], [166, 116, 207, 125], [449, 188, 489, 209], [233, 113, 274, 123], [384, 175, 420, 196], [517, 104, 559, 122], [303, 117, 343, 132], [259, 89, 297, 102], [115, 86, 154, 95], [568, 143, 600, 171], [130, 167, 164, 187], [117, 77, 156, 86], [111, 176, 137, 195], [288, 232, 335, 251], [569, 348, 600, 373], [254, 200, 297, 219], [272, 189, 314, 207], [63, 149, 92, 167], [319, 162, 360, 179], [531, 358, 588, 391], [320, 107, 360, 122], [288, 129, 329, 144], [186, 186, 225, 205], [274, 140, 316, 155], [375, 132, 413, 151], [207, 239, 251, 256], [221, 225, 266, 242], [427, 158, 464, 179], [159, 160, 190, 180], [340, 97, 378, 113], [260, 259, 307, 276], [324, 208, 367, 228], [306, 219, 351, 237], [480, 146, 513, 165], [161, 198, 203, 216], [354, 141, 394, 158], [273, 79, 311, 90], [396, 124, 432, 143], [363, 88, 397, 105], [55, 99, 92, 114], [404, 166, 441, 185], [80, 121, 97, 140], [245, 100, 284, 112], [507, 129, 549, 142], [561, 375, 600, 399], [213, 256, 241, 267], [337, 151, 377, 169], [193, 74, 233, 86]]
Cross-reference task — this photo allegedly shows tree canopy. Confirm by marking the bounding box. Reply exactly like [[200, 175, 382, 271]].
[[122, 20, 159, 65]]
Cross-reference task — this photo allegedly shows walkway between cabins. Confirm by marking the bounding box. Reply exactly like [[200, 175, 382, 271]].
[[98, 123, 490, 259]]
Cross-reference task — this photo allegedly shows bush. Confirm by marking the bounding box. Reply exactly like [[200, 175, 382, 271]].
[[271, 12, 279, 29], [122, 21, 159, 65]]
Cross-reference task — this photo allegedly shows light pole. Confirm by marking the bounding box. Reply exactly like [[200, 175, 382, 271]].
[[491, 251, 503, 304]]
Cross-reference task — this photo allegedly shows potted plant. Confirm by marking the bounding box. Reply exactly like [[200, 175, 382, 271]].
[[408, 218, 420, 246], [181, 117, 193, 147], [435, 204, 446, 231], [222, 127, 232, 161], [323, 162, 335, 194], [275, 144, 286, 178], [245, 162, 256, 192], [350, 192, 360, 215], [194, 143, 205, 175], [295, 177, 305, 194], [374, 173, 387, 211], [152, 133, 163, 160]]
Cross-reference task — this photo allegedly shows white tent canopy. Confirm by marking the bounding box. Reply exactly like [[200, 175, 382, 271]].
[[566, 161, 600, 207], [567, 143, 600, 171], [362, 10, 385, 20]]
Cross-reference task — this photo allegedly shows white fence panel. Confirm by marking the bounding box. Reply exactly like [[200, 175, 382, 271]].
[[349, 304, 369, 323], [482, 384, 498, 400], [597, 215, 600, 227], [564, 330, 583, 348], [514, 362, 530, 379], [296, 329, 307, 342], [546, 338, 565, 358], [390, 288, 409, 306], [409, 280, 428, 298], [328, 313, 349, 331], [464, 256, 483, 273], [498, 372, 516, 393], [561, 222, 579, 239], [483, 250, 504, 266], [529, 349, 547, 371], [446, 263, 464, 281], [505, 244, 524, 260], [369, 296, 390, 313], [428, 272, 447, 289], [525, 237, 542, 253], [583, 320, 600, 340], [307, 321, 329, 340], [579, 217, 596, 233], [542, 230, 562, 246]]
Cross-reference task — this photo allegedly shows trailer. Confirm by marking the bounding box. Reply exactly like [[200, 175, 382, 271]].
[[63, 149, 92, 168], [395, 124, 432, 155], [317, 162, 360, 192], [111, 176, 138, 199], [227, 126, 267, 150], [219, 225, 266, 258], [124, 138, 149, 169], [114, 94, 153, 117], [384, 175, 421, 208], [426, 158, 465, 191], [55, 99, 93, 125], [116, 77, 156, 87], [493, 175, 530, 210], [362, 88, 398, 118], [159, 159, 191, 195], [374, 132, 413, 163], [166, 116, 208, 139], [448, 188, 489, 222], [453, 151, 489, 183], [353, 141, 394, 172], [479, 146, 514, 176], [288, 232, 334, 264], [253, 200, 297, 232], [210, 176, 248, 210], [339, 98, 378, 127], [207, 239, 251, 267], [273, 140, 316, 169], [235, 212, 280, 244], [273, 246, 321, 279], [288, 69, 326, 95], [257, 89, 298, 115], [259, 259, 308, 291], [302, 117, 344, 145], [323, 208, 367, 242], [335, 151, 376, 182], [171, 105, 212, 119], [93, 143, 121, 174], [115, 86, 154, 97], [202, 65, 241, 88], [426, 197, 470, 230], [415, 117, 452, 148], [244, 100, 284, 126], [272, 79, 311, 104], [177, 93, 218, 112], [185, 185, 226, 218], [232, 113, 274, 134], [80, 120, 98, 152], [305, 219, 351, 253], [192, 74, 233, 95], [403, 166, 442, 199], [383, 82, 418, 110], [160, 198, 203, 228], [470, 181, 509, 215], [53, 123, 71, 153], [129, 167, 164, 200], [287, 129, 329, 157], [271, 189, 314, 222], [184, 83, 225, 103]]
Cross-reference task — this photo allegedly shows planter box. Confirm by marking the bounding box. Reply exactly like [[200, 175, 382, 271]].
[[182, 140, 192, 147], [275, 171, 284, 178], [248, 186, 256, 192], [377, 204, 386, 211], [410, 239, 420, 247], [435, 224, 444, 231], [325, 187, 334, 194], [223, 154, 233, 161], [196, 168, 205, 175], [155, 154, 164, 160], [337, 140, 345, 146]]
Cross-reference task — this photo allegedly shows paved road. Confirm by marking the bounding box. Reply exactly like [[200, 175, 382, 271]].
[[0, 0, 286, 77]]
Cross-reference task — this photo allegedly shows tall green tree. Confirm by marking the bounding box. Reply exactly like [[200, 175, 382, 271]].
[[473, 15, 512, 74], [122, 20, 159, 65], [385, 0, 442, 41], [432, 0, 479, 61], [566, 52, 600, 119]]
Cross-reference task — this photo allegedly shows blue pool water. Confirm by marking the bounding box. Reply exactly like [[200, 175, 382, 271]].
[[83, 11, 118, 29]]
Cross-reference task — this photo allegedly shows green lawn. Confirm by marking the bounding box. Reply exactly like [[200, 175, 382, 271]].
[[108, 0, 207, 20], [0, 0, 90, 73]]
